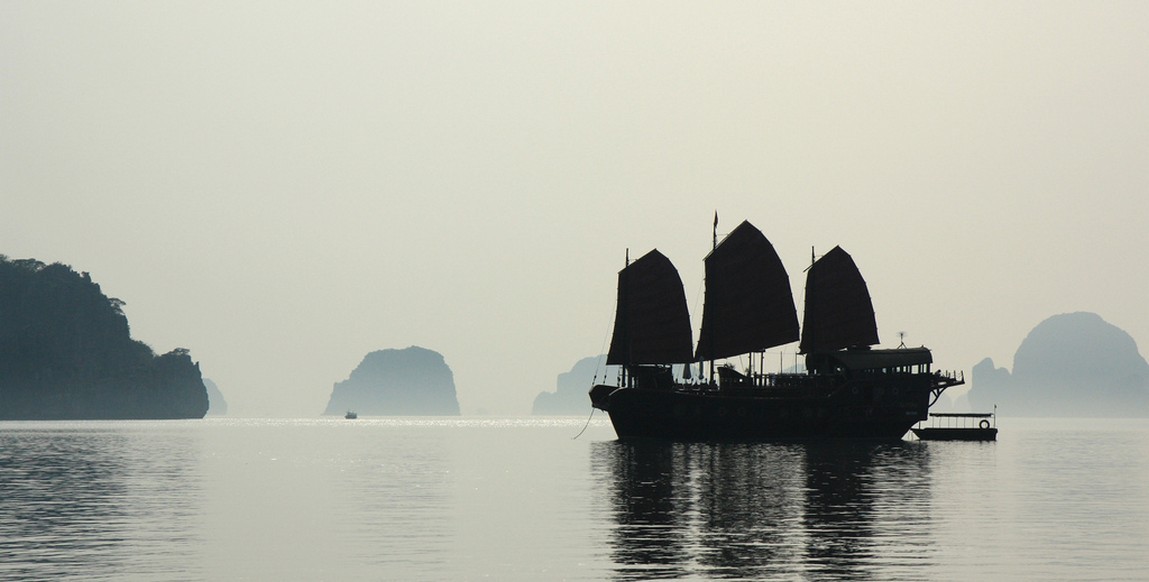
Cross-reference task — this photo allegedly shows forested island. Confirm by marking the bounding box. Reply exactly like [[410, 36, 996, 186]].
[[324, 346, 460, 416], [0, 257, 208, 419]]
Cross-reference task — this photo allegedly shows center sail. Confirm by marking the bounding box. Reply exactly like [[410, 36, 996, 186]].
[[799, 246, 879, 353], [606, 249, 694, 365], [695, 221, 800, 361]]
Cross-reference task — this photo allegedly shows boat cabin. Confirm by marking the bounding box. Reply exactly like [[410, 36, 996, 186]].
[[806, 347, 933, 376]]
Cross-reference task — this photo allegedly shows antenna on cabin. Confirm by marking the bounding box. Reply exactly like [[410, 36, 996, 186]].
[[898, 331, 907, 348]]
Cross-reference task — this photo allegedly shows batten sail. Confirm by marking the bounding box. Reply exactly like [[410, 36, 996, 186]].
[[606, 249, 694, 365], [799, 246, 879, 353], [695, 221, 800, 361]]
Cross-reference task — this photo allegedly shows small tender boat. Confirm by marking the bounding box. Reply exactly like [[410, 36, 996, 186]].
[[344, 411, 358, 419], [912, 410, 997, 441]]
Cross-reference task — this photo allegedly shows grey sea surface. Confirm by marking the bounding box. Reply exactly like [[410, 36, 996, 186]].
[[1, 416, 1147, 581]]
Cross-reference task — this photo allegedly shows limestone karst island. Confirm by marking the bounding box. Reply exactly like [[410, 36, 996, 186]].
[[324, 346, 460, 416], [0, 257, 209, 419], [532, 355, 612, 415], [968, 312, 1149, 417]]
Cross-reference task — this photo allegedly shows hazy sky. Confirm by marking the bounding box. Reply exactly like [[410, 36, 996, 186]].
[[3, 2, 1147, 416]]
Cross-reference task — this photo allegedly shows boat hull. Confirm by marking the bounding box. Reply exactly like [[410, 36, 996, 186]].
[[592, 381, 931, 441], [911, 427, 997, 441]]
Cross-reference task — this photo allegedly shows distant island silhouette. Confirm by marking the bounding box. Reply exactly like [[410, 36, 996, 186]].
[[323, 346, 460, 416], [0, 257, 209, 419], [968, 312, 1149, 417], [204, 378, 228, 416], [532, 355, 618, 415]]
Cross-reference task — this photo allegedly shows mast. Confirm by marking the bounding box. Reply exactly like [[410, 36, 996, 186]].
[[712, 211, 719, 249], [708, 212, 718, 384], [623, 249, 629, 387]]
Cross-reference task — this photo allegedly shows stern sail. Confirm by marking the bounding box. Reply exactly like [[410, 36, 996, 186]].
[[799, 246, 879, 353]]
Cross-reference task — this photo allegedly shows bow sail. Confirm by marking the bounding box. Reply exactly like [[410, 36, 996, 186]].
[[606, 249, 694, 365], [799, 246, 879, 353], [695, 221, 800, 361]]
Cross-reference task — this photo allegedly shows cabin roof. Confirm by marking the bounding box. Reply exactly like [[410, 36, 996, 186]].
[[810, 347, 933, 370]]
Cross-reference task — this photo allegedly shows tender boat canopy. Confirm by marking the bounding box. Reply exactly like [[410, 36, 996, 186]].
[[695, 221, 800, 361], [606, 249, 694, 365], [799, 246, 880, 354]]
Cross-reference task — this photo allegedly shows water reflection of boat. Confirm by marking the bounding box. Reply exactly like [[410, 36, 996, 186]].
[[912, 411, 997, 441], [591, 439, 933, 580]]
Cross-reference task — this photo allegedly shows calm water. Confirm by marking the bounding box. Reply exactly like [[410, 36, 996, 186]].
[[1, 417, 1147, 581]]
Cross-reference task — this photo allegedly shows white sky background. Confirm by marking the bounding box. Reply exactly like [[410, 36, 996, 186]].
[[2, 2, 1147, 416]]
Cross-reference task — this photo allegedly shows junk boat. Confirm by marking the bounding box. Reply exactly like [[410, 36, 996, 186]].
[[912, 411, 998, 441], [589, 218, 965, 441]]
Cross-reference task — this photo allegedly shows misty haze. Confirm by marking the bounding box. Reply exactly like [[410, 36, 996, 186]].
[[3, 2, 1148, 579]]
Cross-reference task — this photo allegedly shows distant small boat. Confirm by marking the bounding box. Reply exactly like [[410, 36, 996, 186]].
[[344, 411, 358, 419], [912, 410, 997, 441]]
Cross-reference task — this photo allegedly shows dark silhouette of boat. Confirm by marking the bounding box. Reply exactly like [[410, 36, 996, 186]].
[[912, 411, 997, 441], [344, 411, 358, 419], [589, 218, 964, 441]]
